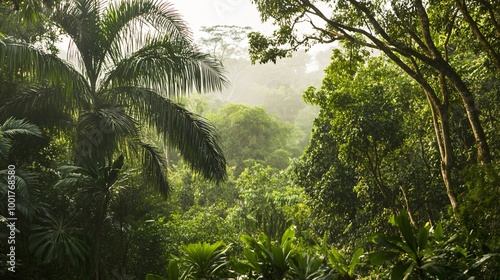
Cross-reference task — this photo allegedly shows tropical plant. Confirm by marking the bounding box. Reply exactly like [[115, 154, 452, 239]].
[[49, 154, 126, 278], [324, 246, 364, 280], [287, 252, 326, 280], [238, 226, 295, 280], [0, 117, 42, 164], [368, 213, 499, 279], [174, 241, 231, 280], [368, 213, 454, 279], [145, 242, 231, 280], [28, 211, 89, 268]]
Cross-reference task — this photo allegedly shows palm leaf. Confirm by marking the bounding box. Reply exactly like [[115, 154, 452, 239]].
[[51, 0, 105, 82], [0, 138, 11, 164], [104, 87, 227, 182], [0, 37, 88, 99], [76, 103, 138, 164], [0, 168, 38, 220], [1, 117, 43, 137], [0, 83, 75, 127], [137, 142, 169, 196], [104, 37, 228, 98], [101, 0, 191, 65], [179, 241, 230, 279], [29, 212, 89, 267]]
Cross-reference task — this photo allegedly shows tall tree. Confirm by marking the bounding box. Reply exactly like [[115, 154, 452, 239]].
[[248, 0, 498, 211], [295, 49, 448, 246], [1, 0, 227, 191]]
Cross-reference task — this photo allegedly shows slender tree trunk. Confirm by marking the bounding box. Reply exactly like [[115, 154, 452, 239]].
[[438, 62, 492, 164], [428, 95, 458, 212], [438, 74, 458, 212], [406, 59, 459, 212], [400, 186, 417, 228], [92, 189, 112, 280]]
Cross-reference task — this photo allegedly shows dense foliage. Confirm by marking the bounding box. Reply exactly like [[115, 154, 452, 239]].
[[0, 0, 499, 279]]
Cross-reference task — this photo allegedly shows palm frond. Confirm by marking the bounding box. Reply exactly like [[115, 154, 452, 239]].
[[57, 162, 100, 180], [76, 103, 139, 164], [104, 87, 227, 183], [54, 177, 83, 189], [9, 168, 38, 219], [51, 0, 105, 82], [104, 38, 228, 98], [54, 163, 109, 205], [179, 241, 230, 279], [138, 142, 169, 197], [0, 83, 75, 127], [1, 117, 42, 137], [12, 167, 38, 200], [101, 0, 191, 65], [29, 212, 89, 267], [0, 167, 39, 220], [0, 37, 89, 99], [0, 118, 41, 165], [0, 138, 11, 164]]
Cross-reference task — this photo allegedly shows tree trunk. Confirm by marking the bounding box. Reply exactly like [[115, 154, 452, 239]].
[[414, 0, 492, 165], [428, 94, 458, 213], [92, 189, 112, 280], [438, 62, 492, 164]]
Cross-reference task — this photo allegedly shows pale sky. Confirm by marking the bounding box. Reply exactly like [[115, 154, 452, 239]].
[[168, 0, 333, 57], [167, 0, 274, 38]]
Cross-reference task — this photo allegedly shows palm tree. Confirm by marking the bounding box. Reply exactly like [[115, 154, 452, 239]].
[[1, 0, 228, 278], [1, 0, 228, 187]]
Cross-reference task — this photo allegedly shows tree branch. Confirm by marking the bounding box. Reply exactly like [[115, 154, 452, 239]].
[[457, 0, 500, 71]]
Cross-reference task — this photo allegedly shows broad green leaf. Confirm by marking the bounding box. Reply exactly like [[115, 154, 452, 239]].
[[417, 227, 429, 251], [327, 249, 347, 275], [271, 246, 286, 269], [420, 262, 446, 279], [328, 246, 347, 266], [242, 248, 260, 269], [395, 213, 417, 254], [373, 235, 405, 252], [367, 251, 400, 266], [348, 248, 364, 276], [281, 226, 296, 246], [232, 260, 253, 275], [391, 261, 412, 280], [321, 233, 328, 256], [433, 223, 444, 240], [240, 234, 254, 246]]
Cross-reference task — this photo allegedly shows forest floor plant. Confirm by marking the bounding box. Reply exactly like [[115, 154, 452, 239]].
[[146, 215, 499, 279]]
